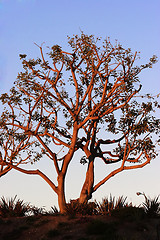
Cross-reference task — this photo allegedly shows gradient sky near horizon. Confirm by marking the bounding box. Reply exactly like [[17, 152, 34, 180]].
[[0, 0, 160, 210]]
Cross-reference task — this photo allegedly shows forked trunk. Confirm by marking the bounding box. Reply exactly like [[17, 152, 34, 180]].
[[79, 159, 94, 203]]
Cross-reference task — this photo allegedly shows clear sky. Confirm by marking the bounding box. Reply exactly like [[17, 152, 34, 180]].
[[0, 0, 160, 210]]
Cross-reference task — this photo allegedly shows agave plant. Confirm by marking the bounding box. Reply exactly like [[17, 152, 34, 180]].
[[96, 195, 131, 215], [142, 195, 160, 218], [45, 206, 60, 216], [137, 192, 160, 218], [0, 195, 31, 217]]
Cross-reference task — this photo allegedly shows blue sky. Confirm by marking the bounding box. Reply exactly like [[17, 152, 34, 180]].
[[0, 0, 160, 209]]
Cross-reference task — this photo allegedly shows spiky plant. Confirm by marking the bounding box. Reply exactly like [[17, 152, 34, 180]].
[[142, 195, 160, 218], [0, 195, 31, 217], [96, 195, 131, 215], [45, 206, 60, 216], [31, 206, 46, 216]]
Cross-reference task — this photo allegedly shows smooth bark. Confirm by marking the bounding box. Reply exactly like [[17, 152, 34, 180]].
[[57, 173, 66, 213], [79, 158, 94, 203]]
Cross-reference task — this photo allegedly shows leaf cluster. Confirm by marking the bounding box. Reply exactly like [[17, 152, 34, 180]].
[[0, 32, 159, 180]]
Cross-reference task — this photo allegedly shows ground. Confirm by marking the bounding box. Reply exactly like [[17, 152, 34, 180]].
[[0, 214, 160, 240]]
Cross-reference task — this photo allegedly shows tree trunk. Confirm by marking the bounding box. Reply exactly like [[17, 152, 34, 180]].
[[79, 158, 94, 203], [57, 173, 66, 213]]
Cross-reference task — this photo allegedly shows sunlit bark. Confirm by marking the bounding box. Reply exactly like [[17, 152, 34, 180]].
[[0, 33, 159, 212]]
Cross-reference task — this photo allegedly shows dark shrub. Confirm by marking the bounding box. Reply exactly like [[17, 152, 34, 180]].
[[65, 200, 97, 216], [112, 206, 145, 221], [0, 195, 31, 217], [96, 195, 132, 216], [142, 195, 160, 218]]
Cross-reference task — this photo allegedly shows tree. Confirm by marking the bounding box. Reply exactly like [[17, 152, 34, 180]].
[[0, 33, 159, 213]]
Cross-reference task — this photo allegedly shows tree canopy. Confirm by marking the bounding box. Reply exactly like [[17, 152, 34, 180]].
[[0, 33, 159, 212]]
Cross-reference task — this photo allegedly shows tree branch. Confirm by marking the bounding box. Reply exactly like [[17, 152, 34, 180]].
[[93, 150, 151, 192], [3, 162, 58, 193]]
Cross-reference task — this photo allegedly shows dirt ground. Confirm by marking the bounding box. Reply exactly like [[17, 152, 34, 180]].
[[0, 214, 160, 240]]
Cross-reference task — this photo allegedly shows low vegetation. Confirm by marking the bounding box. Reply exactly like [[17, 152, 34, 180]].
[[0, 194, 160, 218], [142, 195, 160, 218], [0, 194, 160, 239], [0, 195, 31, 217]]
